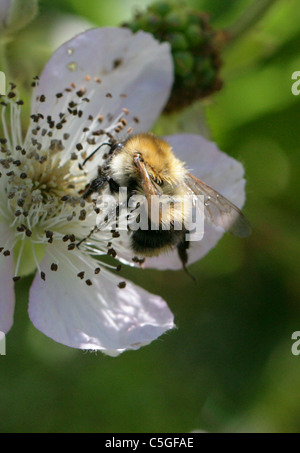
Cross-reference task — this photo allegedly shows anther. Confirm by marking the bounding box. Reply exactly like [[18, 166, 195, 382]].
[[67, 212, 75, 221], [85, 279, 93, 286], [51, 263, 58, 271], [76, 89, 86, 97], [77, 271, 85, 279], [118, 281, 126, 289], [79, 210, 86, 221], [107, 248, 117, 258]]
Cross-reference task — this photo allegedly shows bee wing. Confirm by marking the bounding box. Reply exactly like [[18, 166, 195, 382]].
[[184, 172, 251, 238]]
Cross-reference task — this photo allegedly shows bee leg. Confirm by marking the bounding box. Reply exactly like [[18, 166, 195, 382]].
[[177, 239, 197, 283], [83, 175, 108, 199]]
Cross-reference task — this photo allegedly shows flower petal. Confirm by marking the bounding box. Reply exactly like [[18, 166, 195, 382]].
[[31, 27, 173, 157], [0, 223, 15, 333], [28, 245, 174, 356], [144, 134, 247, 270]]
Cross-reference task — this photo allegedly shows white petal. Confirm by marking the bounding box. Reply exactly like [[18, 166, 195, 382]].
[[31, 27, 173, 160], [0, 223, 15, 333], [28, 245, 174, 356], [144, 134, 247, 270]]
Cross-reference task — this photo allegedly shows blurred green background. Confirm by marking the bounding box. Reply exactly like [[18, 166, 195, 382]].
[[1, 0, 300, 433]]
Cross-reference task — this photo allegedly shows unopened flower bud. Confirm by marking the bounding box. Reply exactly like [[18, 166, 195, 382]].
[[123, 1, 224, 113]]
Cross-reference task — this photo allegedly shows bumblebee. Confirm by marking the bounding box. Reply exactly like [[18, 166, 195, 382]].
[[83, 133, 251, 270]]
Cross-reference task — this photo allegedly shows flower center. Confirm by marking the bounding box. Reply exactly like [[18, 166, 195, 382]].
[[6, 147, 85, 224]]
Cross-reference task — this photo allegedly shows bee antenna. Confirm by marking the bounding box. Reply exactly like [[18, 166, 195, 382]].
[[82, 142, 112, 167]]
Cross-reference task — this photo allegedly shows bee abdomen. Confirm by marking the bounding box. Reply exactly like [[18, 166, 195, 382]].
[[131, 229, 183, 256]]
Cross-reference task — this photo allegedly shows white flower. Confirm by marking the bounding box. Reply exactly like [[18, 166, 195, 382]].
[[0, 27, 247, 356], [0, 27, 174, 356]]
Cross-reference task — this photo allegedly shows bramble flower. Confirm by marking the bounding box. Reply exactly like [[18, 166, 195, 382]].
[[0, 27, 174, 356], [0, 27, 247, 356]]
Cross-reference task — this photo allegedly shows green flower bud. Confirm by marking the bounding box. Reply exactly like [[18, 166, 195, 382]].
[[123, 1, 224, 113], [174, 51, 194, 77], [167, 32, 189, 51], [148, 1, 172, 17], [164, 11, 188, 31], [186, 24, 204, 48], [0, 0, 38, 36]]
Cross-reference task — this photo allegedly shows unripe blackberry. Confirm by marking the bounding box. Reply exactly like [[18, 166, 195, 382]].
[[123, 1, 224, 113]]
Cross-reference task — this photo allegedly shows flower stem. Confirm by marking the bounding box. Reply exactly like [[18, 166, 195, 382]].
[[227, 0, 280, 43]]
